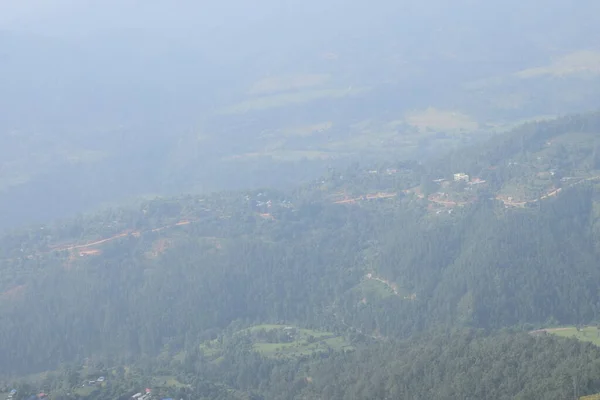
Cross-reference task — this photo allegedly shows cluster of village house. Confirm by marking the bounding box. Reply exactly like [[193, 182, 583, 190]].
[[5, 377, 172, 400], [367, 168, 399, 175], [449, 173, 486, 185], [4, 377, 107, 400], [130, 389, 174, 400], [87, 380, 168, 400], [85, 376, 105, 386], [428, 173, 486, 197], [130, 388, 158, 400], [245, 193, 293, 210], [7, 390, 47, 400]]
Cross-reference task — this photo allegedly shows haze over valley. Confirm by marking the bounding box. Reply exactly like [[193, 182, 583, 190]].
[[2, 2, 600, 400]]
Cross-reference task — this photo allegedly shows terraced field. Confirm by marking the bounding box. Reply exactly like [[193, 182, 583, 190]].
[[199, 324, 353, 360], [542, 326, 600, 347]]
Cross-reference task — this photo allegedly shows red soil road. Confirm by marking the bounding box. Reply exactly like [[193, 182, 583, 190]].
[[497, 188, 560, 207], [427, 193, 472, 207], [402, 187, 425, 199], [79, 249, 102, 257], [333, 192, 397, 204], [53, 232, 131, 251], [498, 175, 600, 207], [333, 198, 357, 204], [52, 220, 195, 253], [544, 327, 573, 332]]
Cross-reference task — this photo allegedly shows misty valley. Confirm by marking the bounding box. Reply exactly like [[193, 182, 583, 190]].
[[3, 1, 600, 399]]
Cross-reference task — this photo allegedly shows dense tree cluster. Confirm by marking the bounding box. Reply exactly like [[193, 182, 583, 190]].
[[2, 112, 600, 398]]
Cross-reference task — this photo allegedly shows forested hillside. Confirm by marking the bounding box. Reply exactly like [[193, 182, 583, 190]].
[[2, 112, 600, 399]]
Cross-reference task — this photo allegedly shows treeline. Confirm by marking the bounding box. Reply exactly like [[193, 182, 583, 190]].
[[21, 330, 600, 400]]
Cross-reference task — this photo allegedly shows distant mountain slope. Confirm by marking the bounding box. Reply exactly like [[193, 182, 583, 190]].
[[2, 1, 600, 230]]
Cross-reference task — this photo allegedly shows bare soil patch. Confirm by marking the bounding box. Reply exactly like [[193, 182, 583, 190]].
[[1, 284, 26, 301]]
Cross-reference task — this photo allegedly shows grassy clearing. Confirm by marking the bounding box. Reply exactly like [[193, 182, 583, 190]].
[[545, 326, 600, 347], [516, 50, 600, 78], [247, 325, 352, 358], [198, 336, 223, 358], [220, 87, 367, 114], [252, 336, 351, 358], [199, 324, 353, 360], [323, 115, 480, 157], [581, 394, 600, 400], [325, 130, 409, 153], [152, 375, 189, 388], [73, 386, 97, 397], [355, 279, 396, 300], [248, 74, 331, 95], [406, 108, 479, 132], [172, 351, 186, 363], [498, 178, 552, 203], [280, 121, 333, 137], [224, 150, 336, 162], [245, 324, 331, 337]]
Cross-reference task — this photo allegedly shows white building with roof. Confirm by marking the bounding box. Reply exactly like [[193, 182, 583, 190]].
[[453, 173, 469, 182]]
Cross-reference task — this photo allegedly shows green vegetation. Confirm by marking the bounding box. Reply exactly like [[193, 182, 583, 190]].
[[197, 325, 352, 361], [354, 278, 397, 300], [151, 376, 188, 389], [4, 112, 600, 399], [220, 87, 368, 114], [72, 386, 97, 398], [5, 1, 600, 398], [581, 394, 600, 400], [245, 325, 352, 358], [545, 326, 600, 347]]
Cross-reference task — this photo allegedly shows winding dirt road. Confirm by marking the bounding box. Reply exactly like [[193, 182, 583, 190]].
[[52, 220, 193, 253]]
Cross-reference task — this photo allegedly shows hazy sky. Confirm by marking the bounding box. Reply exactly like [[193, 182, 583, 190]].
[[2, 0, 600, 231], [0, 0, 78, 29], [0, 1, 276, 39], [0, 1, 342, 36]]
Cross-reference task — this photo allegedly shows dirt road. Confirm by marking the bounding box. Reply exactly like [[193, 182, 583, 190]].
[[53, 220, 193, 253]]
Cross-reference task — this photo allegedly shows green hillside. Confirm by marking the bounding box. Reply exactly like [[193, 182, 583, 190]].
[[542, 326, 600, 347], [4, 112, 600, 399]]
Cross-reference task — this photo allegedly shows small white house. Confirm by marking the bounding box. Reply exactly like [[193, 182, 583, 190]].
[[453, 173, 469, 182]]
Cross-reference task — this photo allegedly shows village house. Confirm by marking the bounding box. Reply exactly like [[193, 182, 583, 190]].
[[453, 173, 469, 182]]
